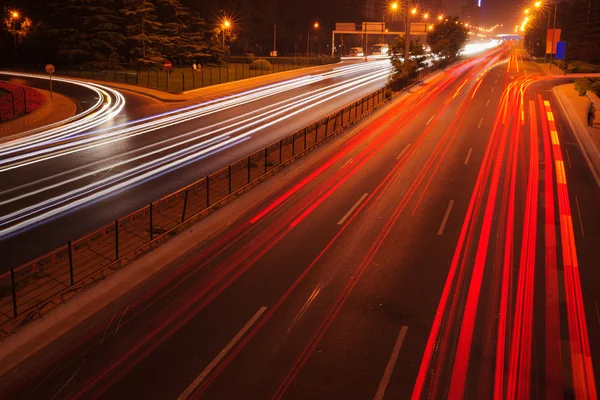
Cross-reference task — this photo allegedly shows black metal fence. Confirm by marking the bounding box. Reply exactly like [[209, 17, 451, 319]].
[[59, 57, 340, 93], [0, 86, 388, 335]]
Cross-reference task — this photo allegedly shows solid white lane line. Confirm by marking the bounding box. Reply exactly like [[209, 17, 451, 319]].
[[426, 115, 435, 125], [575, 195, 584, 236], [477, 118, 483, 129], [396, 144, 412, 160], [177, 307, 267, 400], [437, 200, 455, 236], [338, 193, 369, 225], [491, 87, 495, 93], [464, 148, 473, 165], [374, 325, 408, 400], [486, 99, 490, 107]]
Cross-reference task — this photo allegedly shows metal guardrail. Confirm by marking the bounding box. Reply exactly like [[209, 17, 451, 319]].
[[0, 60, 443, 336], [0, 86, 391, 336]]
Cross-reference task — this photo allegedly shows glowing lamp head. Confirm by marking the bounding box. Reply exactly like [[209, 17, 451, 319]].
[[223, 19, 231, 28], [314, 22, 319, 28], [438, 14, 444, 21], [390, 2, 399, 10], [411, 7, 417, 15], [10, 11, 19, 18], [534, 1, 542, 7]]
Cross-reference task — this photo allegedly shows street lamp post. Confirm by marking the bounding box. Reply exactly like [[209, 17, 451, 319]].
[[222, 19, 231, 50], [405, 7, 417, 63], [10, 11, 20, 48], [382, 2, 399, 44], [307, 22, 319, 58]]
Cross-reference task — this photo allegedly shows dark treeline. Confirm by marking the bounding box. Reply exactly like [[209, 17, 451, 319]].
[[1, 0, 223, 70], [524, 0, 600, 64]]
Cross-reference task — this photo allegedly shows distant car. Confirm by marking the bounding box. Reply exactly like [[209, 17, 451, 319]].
[[371, 43, 389, 56], [349, 47, 364, 57]]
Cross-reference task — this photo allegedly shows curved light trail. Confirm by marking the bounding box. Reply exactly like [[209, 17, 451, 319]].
[[0, 61, 392, 238]]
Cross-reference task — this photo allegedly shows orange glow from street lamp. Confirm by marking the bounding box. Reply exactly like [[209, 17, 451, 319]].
[[390, 2, 399, 10], [438, 14, 444, 21], [314, 22, 319, 28], [223, 19, 231, 28], [534, 1, 542, 7], [428, 24, 434, 30], [10, 10, 19, 19], [411, 8, 417, 15]]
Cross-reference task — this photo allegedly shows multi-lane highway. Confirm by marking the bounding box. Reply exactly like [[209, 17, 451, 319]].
[[0, 61, 392, 269], [4, 45, 598, 399]]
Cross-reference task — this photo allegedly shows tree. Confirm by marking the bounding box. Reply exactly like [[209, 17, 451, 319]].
[[122, 0, 168, 68], [427, 17, 468, 63], [47, 0, 125, 69], [389, 36, 426, 90]]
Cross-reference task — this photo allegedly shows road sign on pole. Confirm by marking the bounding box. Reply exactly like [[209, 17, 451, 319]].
[[45, 64, 55, 98], [555, 41, 566, 60], [164, 60, 172, 91]]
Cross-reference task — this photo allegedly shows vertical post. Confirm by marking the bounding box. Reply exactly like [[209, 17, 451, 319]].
[[264, 149, 268, 173], [228, 165, 232, 193], [192, 70, 195, 89], [304, 128, 307, 149], [115, 220, 119, 260], [181, 189, 189, 222], [316, 120, 320, 142], [149, 204, 153, 240], [247, 156, 251, 183], [206, 176, 210, 207], [182, 72, 185, 91], [11, 92, 16, 118], [68, 241, 74, 285], [201, 69, 204, 87], [10, 268, 17, 318], [235, 64, 238, 81], [219, 67, 222, 84], [549, 1, 558, 71], [209, 68, 213, 85]]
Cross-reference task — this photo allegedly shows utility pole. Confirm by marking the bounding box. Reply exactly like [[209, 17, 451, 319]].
[[273, 24, 277, 55], [404, 6, 411, 63], [549, 1, 557, 71]]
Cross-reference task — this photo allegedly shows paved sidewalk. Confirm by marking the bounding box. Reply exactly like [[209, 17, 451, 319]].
[[553, 83, 600, 187], [57, 61, 347, 103], [0, 89, 76, 138]]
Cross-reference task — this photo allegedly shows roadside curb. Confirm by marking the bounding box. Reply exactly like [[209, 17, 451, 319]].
[[552, 86, 600, 188], [59, 61, 346, 103], [0, 91, 50, 136]]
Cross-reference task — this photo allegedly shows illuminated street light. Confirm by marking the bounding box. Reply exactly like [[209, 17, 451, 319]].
[[390, 2, 399, 10], [11, 11, 19, 18], [411, 7, 417, 15], [524, 8, 530, 14], [221, 19, 231, 49], [438, 14, 444, 21], [534, 1, 542, 7], [423, 13, 429, 19], [428, 24, 434, 30], [307, 21, 319, 58]]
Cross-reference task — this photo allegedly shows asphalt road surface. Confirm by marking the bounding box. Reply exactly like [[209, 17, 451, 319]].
[[2, 46, 599, 399], [0, 61, 391, 269]]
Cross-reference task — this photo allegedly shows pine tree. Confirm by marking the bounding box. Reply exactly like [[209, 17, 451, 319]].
[[48, 0, 125, 69], [121, 0, 168, 68]]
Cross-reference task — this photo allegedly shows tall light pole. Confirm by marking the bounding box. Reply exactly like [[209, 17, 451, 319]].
[[10, 11, 20, 48], [307, 22, 319, 58], [222, 19, 231, 49], [382, 2, 399, 43], [405, 6, 417, 63]]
